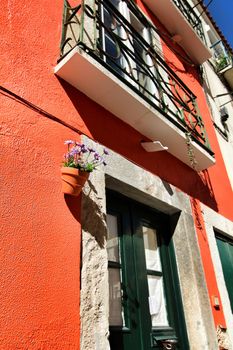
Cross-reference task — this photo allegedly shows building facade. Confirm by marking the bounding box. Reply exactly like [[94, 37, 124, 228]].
[[1, 0, 233, 349]]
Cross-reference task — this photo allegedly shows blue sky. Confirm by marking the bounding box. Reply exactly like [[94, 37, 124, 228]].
[[204, 0, 233, 49]]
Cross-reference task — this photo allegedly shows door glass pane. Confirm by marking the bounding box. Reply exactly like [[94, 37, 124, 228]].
[[109, 268, 124, 326], [143, 226, 161, 271], [107, 214, 120, 263], [147, 275, 169, 327]]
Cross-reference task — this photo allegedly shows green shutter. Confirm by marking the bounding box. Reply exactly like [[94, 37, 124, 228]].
[[216, 235, 233, 312]]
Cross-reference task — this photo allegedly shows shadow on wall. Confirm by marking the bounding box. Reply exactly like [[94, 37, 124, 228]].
[[0, 82, 218, 213], [64, 180, 107, 248], [58, 78, 218, 213], [81, 180, 107, 249], [64, 194, 82, 222]]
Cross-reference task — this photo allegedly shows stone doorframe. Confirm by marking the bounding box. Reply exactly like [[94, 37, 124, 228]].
[[80, 137, 218, 350], [201, 204, 233, 349]]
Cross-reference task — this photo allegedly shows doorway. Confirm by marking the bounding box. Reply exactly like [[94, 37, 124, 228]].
[[106, 191, 189, 349]]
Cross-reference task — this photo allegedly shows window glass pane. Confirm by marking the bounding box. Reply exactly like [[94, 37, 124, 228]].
[[107, 214, 120, 263], [109, 0, 120, 8], [103, 5, 124, 76], [109, 268, 124, 326], [143, 226, 161, 271], [105, 36, 123, 72], [147, 275, 169, 327]]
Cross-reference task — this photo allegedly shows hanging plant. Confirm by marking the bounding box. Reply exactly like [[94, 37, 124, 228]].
[[185, 132, 198, 171], [61, 140, 109, 196]]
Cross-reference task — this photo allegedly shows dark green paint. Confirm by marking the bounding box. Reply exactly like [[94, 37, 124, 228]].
[[216, 234, 233, 312], [107, 190, 189, 350]]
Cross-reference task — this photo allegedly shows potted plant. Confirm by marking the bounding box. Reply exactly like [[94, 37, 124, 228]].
[[215, 54, 230, 72], [61, 140, 109, 196]]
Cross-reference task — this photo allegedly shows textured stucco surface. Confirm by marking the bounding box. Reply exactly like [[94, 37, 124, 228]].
[[172, 211, 218, 349], [0, 0, 85, 348], [1, 0, 233, 348], [81, 169, 110, 350]]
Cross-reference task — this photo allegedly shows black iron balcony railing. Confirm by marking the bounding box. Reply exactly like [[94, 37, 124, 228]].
[[59, 0, 212, 154], [172, 0, 204, 41]]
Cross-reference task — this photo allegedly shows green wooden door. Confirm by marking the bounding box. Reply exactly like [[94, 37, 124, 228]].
[[106, 191, 189, 350], [216, 235, 233, 312]]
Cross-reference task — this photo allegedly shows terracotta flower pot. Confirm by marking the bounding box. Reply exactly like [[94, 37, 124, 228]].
[[61, 167, 89, 196]]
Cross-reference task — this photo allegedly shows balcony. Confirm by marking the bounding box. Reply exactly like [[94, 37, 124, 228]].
[[142, 0, 212, 64], [55, 0, 215, 171], [215, 54, 233, 90]]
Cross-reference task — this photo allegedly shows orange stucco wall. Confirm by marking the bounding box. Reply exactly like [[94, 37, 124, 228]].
[[1, 0, 232, 348], [191, 198, 226, 328]]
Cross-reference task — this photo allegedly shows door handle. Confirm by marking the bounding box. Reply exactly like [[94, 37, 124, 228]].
[[159, 339, 178, 350]]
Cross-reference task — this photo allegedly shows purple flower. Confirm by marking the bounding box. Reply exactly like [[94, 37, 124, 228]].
[[75, 142, 82, 147], [94, 152, 100, 160], [63, 140, 110, 172], [80, 144, 88, 153], [70, 148, 80, 156]]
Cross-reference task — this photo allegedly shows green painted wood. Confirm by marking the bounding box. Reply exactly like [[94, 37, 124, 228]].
[[107, 190, 189, 349], [216, 235, 233, 312]]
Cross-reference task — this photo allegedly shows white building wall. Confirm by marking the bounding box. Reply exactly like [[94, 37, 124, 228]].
[[202, 61, 233, 189], [189, 0, 233, 189]]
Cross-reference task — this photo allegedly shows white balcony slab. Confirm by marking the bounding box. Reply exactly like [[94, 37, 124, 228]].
[[55, 47, 215, 171], [222, 66, 233, 90], [142, 0, 212, 64]]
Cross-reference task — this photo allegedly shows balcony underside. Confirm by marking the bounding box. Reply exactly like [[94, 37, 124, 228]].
[[142, 0, 211, 64], [222, 66, 233, 90], [55, 47, 215, 171]]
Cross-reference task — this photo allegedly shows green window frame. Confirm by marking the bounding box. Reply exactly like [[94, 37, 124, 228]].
[[216, 232, 233, 313]]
